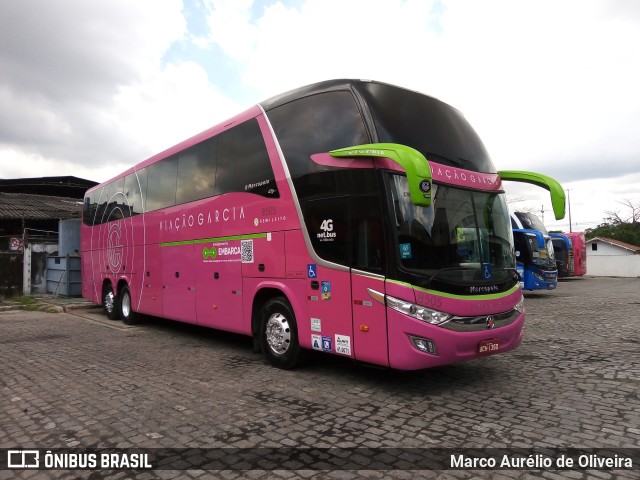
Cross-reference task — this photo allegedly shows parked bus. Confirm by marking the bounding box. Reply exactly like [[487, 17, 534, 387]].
[[510, 212, 558, 290], [81, 80, 565, 370], [549, 233, 574, 278], [564, 232, 587, 276]]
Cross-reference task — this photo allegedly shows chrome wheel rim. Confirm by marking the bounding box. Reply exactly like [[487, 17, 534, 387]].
[[121, 291, 131, 318], [104, 290, 114, 314], [265, 313, 291, 355]]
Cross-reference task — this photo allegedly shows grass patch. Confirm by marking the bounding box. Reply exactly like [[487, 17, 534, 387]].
[[3, 295, 59, 313], [16, 295, 38, 306]]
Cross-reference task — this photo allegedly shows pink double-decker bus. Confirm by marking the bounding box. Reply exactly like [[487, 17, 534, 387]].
[[564, 232, 587, 276], [81, 80, 565, 370]]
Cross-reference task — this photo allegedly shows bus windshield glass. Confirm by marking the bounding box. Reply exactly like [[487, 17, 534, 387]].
[[514, 211, 548, 234], [533, 237, 556, 268], [359, 82, 495, 173], [388, 174, 515, 288]]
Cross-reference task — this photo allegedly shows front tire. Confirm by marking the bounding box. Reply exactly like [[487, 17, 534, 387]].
[[103, 284, 121, 320], [259, 297, 301, 369], [120, 285, 140, 325]]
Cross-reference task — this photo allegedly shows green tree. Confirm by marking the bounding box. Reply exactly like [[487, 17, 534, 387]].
[[585, 199, 640, 247]]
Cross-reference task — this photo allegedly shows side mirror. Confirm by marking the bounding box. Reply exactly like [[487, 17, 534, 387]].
[[331, 143, 432, 207], [498, 170, 566, 220]]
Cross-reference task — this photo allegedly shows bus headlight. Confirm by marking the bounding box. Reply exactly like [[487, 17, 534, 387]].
[[514, 295, 524, 313], [385, 295, 452, 325]]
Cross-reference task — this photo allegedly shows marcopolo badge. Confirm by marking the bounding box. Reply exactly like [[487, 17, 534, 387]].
[[419, 179, 431, 198]]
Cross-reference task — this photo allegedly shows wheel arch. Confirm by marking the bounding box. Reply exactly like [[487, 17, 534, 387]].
[[101, 278, 113, 295], [251, 287, 287, 338], [249, 282, 305, 339], [116, 278, 129, 296]]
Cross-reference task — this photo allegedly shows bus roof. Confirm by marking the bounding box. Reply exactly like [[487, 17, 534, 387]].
[[260, 79, 451, 112]]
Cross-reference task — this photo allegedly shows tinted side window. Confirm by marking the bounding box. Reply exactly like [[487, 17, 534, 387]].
[[304, 196, 350, 266], [351, 195, 386, 273], [94, 186, 107, 225], [83, 192, 94, 226], [299, 169, 385, 270], [103, 178, 127, 222], [215, 119, 277, 197], [267, 91, 369, 178], [302, 194, 386, 272], [124, 168, 147, 216], [294, 169, 379, 201], [147, 156, 178, 211], [177, 138, 217, 204], [513, 232, 532, 264]]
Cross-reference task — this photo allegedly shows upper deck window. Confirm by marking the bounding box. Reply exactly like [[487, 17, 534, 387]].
[[267, 91, 369, 178], [216, 119, 277, 197]]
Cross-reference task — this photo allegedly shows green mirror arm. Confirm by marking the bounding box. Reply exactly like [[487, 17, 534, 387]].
[[330, 143, 432, 207], [498, 170, 566, 220]]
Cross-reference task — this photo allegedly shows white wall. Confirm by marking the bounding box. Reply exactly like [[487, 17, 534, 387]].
[[586, 255, 640, 277], [587, 241, 631, 256]]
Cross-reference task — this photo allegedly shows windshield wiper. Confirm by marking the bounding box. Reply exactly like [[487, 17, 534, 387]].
[[423, 266, 470, 288], [424, 266, 519, 288]]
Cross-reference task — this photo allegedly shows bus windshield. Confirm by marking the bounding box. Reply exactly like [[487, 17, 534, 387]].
[[388, 174, 515, 289], [514, 231, 556, 270], [514, 211, 548, 234], [532, 237, 556, 268], [359, 82, 495, 173]]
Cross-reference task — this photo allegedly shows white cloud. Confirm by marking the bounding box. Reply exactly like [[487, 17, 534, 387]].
[[202, 0, 258, 61], [113, 61, 242, 164], [0, 0, 241, 183], [200, 0, 640, 181], [199, 0, 442, 96]]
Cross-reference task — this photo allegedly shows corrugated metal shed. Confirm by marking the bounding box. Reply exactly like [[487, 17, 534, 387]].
[[0, 176, 96, 198], [0, 192, 83, 220]]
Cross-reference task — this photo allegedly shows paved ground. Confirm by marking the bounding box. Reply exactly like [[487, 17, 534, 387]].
[[0, 277, 638, 479]]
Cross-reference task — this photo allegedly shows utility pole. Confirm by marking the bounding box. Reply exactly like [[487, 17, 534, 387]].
[[566, 189, 572, 232]]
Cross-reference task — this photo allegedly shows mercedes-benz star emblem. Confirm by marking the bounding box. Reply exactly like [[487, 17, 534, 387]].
[[486, 316, 495, 329]]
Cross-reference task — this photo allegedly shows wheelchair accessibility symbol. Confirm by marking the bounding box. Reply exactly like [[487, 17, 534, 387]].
[[482, 264, 492, 280], [307, 264, 317, 278]]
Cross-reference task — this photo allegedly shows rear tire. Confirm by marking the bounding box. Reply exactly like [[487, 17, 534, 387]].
[[103, 284, 121, 320], [259, 297, 301, 369], [120, 285, 140, 325]]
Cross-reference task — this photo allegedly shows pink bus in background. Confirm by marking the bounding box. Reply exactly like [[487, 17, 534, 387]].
[[81, 80, 566, 370], [565, 232, 587, 276]]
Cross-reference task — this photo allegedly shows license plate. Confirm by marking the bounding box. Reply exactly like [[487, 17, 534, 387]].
[[478, 339, 499, 356]]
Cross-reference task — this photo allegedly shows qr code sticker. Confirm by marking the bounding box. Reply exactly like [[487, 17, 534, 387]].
[[241, 239, 254, 263]]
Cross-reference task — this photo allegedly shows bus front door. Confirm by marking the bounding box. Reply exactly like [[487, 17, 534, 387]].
[[351, 273, 389, 367]]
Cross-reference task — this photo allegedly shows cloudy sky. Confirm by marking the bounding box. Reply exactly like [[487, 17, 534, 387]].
[[1, 0, 638, 231]]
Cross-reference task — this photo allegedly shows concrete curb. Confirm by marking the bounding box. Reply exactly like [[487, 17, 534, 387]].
[[0, 300, 99, 314], [0, 305, 24, 312], [62, 303, 101, 314]]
